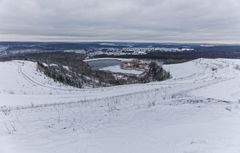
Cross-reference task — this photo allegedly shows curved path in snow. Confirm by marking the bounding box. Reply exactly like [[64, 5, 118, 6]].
[[0, 58, 239, 108]]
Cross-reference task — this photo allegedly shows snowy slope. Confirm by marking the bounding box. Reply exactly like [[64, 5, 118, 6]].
[[0, 60, 75, 95], [1, 58, 240, 153]]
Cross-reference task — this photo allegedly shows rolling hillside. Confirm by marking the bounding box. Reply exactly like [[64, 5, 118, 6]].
[[1, 58, 240, 153]]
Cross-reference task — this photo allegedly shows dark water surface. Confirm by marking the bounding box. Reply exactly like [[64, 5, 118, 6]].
[[86, 59, 122, 69]]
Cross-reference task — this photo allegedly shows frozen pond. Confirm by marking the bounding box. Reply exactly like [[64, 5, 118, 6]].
[[86, 59, 122, 69]]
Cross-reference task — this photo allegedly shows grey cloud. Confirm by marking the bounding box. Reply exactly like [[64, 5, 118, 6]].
[[0, 0, 240, 43]]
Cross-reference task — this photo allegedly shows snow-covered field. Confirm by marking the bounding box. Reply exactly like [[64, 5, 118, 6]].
[[1, 58, 240, 153]]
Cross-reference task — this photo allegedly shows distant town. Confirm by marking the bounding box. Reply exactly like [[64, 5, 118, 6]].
[[83, 47, 194, 57]]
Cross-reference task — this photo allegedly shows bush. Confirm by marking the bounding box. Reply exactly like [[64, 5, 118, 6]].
[[148, 62, 170, 81]]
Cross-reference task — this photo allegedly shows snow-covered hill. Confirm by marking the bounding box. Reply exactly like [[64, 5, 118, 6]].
[[1, 58, 240, 153]]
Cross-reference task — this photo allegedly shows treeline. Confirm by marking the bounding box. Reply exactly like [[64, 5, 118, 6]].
[[93, 49, 240, 64]]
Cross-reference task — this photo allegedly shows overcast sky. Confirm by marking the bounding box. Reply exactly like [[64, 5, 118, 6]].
[[0, 0, 240, 43]]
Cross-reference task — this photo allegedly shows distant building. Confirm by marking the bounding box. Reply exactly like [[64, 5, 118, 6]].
[[121, 60, 149, 70]]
